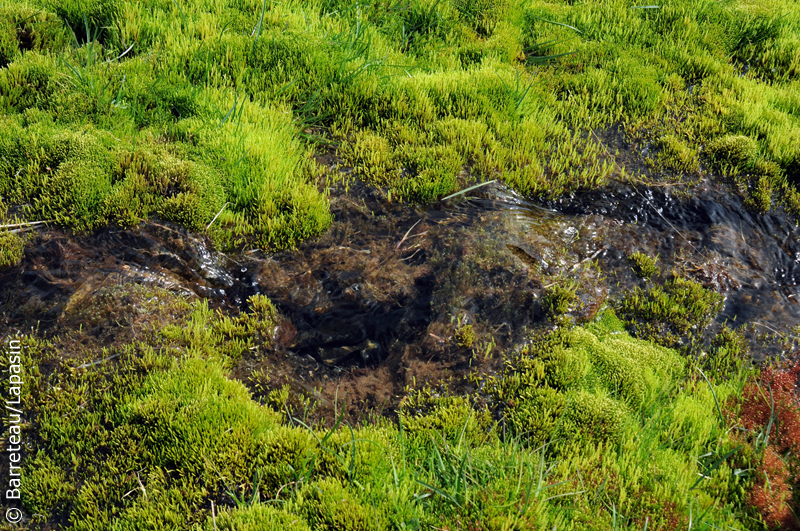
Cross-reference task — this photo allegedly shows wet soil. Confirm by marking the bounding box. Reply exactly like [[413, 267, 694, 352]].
[[2, 132, 799, 422]]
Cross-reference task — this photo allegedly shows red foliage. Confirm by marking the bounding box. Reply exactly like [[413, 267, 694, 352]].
[[738, 362, 800, 456], [736, 361, 800, 529], [747, 447, 796, 530]]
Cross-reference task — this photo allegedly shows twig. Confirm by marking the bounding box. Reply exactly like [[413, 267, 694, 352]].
[[569, 247, 607, 272], [542, 248, 607, 288], [399, 248, 422, 261], [76, 352, 121, 369], [142, 219, 184, 235], [206, 202, 230, 230], [136, 472, 148, 502], [0, 220, 55, 230], [754, 321, 785, 338], [634, 188, 700, 253], [275, 481, 295, 499], [440, 180, 497, 202], [212, 501, 218, 531], [337, 246, 371, 254], [395, 220, 422, 251]]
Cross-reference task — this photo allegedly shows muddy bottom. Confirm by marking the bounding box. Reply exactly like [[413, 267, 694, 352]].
[[2, 164, 800, 421]]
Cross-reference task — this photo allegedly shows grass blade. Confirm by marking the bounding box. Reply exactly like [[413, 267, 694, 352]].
[[697, 367, 724, 426], [440, 180, 497, 202]]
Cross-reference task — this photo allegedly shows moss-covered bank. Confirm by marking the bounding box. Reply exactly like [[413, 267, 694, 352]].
[[2, 0, 800, 259], [1, 278, 796, 530]]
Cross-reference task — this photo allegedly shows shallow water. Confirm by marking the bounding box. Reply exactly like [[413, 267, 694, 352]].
[[2, 173, 799, 415], [546, 183, 800, 355]]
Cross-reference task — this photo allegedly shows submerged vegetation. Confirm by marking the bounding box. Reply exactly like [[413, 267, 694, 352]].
[[628, 251, 658, 280]]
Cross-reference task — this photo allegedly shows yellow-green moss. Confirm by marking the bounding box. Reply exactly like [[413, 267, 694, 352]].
[[15, 300, 749, 530], [208, 504, 313, 531], [628, 251, 658, 279], [617, 276, 725, 348], [400, 392, 493, 444], [294, 478, 380, 531]]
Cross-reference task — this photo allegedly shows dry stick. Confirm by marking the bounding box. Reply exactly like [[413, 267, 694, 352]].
[[211, 501, 218, 531], [141, 219, 184, 236], [76, 352, 121, 369], [338, 246, 371, 254], [206, 202, 230, 230], [136, 473, 148, 502], [754, 321, 785, 338], [570, 246, 607, 272], [399, 248, 422, 261], [440, 179, 497, 202], [0, 220, 55, 230], [274, 481, 296, 499], [395, 219, 422, 251]]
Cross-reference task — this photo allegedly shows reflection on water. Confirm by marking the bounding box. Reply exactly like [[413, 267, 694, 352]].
[[544, 184, 800, 357]]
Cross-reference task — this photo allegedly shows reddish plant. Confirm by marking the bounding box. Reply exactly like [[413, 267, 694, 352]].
[[747, 447, 796, 530], [735, 360, 800, 529], [738, 362, 800, 456]]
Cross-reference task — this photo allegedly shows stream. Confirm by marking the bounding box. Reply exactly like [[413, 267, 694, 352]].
[[2, 163, 799, 416]]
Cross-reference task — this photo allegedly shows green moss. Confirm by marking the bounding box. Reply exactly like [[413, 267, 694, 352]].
[[487, 312, 685, 448], [102, 146, 224, 229], [590, 341, 647, 409], [0, 50, 56, 111], [0, 227, 24, 267], [4, 1, 798, 526], [706, 134, 758, 174], [452, 0, 509, 36], [256, 426, 320, 492], [14, 297, 751, 530], [539, 343, 590, 390], [454, 323, 476, 348], [21, 452, 74, 518], [542, 278, 580, 318], [742, 173, 773, 214], [295, 478, 379, 531], [0, 199, 25, 267], [0, 0, 798, 256], [0, 4, 69, 66], [559, 389, 629, 444], [400, 392, 492, 444], [653, 135, 699, 175], [106, 468, 206, 531], [503, 385, 566, 446], [628, 251, 658, 279], [319, 424, 397, 482], [208, 504, 312, 531], [122, 356, 281, 478], [340, 130, 397, 186], [706, 324, 750, 378], [50, 0, 121, 45], [617, 276, 725, 348]]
